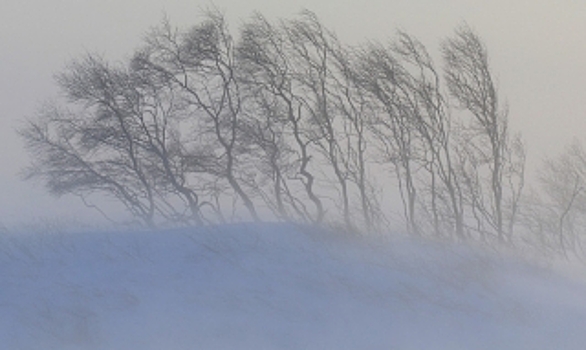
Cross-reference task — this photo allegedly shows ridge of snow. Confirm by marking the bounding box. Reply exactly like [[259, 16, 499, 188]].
[[2, 223, 586, 349]]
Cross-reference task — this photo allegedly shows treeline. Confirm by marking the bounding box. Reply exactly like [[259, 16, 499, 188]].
[[24, 9, 576, 253]]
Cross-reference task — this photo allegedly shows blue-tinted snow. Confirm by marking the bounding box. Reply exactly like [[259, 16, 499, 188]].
[[2, 223, 586, 349]]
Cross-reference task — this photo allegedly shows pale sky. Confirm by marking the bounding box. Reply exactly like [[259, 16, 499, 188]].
[[2, 0, 586, 226]]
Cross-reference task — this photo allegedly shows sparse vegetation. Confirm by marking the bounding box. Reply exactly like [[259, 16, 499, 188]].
[[19, 8, 586, 259]]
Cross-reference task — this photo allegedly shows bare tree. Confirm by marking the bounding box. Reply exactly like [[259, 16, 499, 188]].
[[527, 142, 586, 257], [20, 55, 188, 227], [133, 11, 260, 222], [238, 14, 325, 223], [357, 40, 425, 235], [22, 10, 529, 242], [326, 34, 380, 231], [442, 24, 525, 243], [237, 13, 325, 223], [390, 32, 465, 238], [284, 12, 355, 228]]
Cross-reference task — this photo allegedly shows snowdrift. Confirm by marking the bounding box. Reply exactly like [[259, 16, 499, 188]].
[[2, 223, 586, 349]]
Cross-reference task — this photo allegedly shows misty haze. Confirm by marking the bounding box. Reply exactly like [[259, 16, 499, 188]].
[[3, 1, 586, 349]]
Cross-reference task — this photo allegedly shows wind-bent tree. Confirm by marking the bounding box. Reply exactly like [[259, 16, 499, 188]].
[[521, 142, 586, 257], [328, 42, 378, 231], [356, 33, 460, 237], [283, 12, 354, 228], [357, 41, 422, 235], [237, 12, 380, 229], [390, 32, 465, 238], [22, 9, 528, 247], [132, 12, 260, 222], [237, 13, 325, 223], [21, 12, 261, 227], [20, 54, 211, 227], [284, 12, 382, 230], [442, 25, 525, 242]]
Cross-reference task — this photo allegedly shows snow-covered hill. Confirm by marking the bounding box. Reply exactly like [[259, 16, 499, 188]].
[[2, 223, 586, 349]]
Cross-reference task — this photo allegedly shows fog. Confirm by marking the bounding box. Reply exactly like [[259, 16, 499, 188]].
[[3, 3, 586, 347], [2, 0, 586, 225]]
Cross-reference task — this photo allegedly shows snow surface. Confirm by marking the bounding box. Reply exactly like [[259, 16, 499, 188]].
[[2, 223, 586, 349]]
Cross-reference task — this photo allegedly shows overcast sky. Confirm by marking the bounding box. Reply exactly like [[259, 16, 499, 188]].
[[1, 0, 585, 226]]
